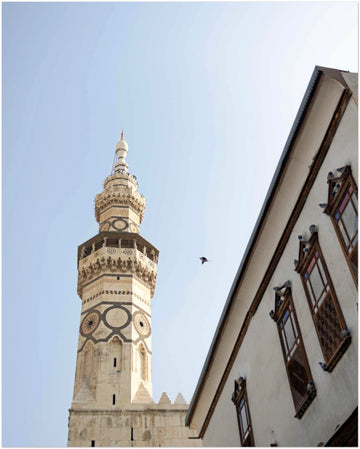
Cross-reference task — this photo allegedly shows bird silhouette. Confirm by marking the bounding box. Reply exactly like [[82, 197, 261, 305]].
[[199, 257, 209, 264], [319, 362, 328, 371], [273, 280, 291, 292], [307, 381, 315, 394]]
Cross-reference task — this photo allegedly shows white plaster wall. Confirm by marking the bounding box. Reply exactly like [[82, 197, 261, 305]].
[[202, 82, 357, 446], [189, 75, 348, 435], [343, 73, 358, 104]]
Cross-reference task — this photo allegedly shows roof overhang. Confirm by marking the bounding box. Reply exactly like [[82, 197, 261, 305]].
[[185, 66, 355, 436]]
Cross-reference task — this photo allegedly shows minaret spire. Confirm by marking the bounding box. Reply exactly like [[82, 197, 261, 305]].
[[113, 132, 129, 174], [95, 135, 145, 234]]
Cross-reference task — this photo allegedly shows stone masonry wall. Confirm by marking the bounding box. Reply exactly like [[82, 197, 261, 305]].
[[68, 403, 202, 447]]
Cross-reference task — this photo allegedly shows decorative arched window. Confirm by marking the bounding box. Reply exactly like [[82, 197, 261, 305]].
[[323, 166, 358, 286], [231, 377, 254, 446], [270, 283, 316, 418], [295, 228, 351, 372], [110, 336, 122, 371]]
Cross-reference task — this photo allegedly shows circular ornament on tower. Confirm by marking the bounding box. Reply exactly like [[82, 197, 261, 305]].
[[106, 307, 129, 328], [81, 312, 100, 335], [112, 218, 128, 231], [102, 305, 131, 331], [133, 312, 151, 337], [99, 222, 110, 232], [130, 224, 138, 233]]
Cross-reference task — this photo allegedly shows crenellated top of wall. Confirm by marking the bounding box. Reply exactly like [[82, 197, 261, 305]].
[[127, 390, 193, 411]]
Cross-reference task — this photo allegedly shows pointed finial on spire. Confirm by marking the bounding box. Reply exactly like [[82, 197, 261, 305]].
[[114, 132, 129, 174]]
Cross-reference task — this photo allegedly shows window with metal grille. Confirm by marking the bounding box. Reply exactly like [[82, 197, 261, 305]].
[[270, 287, 316, 418], [324, 166, 358, 286], [296, 231, 351, 372], [231, 378, 254, 446]]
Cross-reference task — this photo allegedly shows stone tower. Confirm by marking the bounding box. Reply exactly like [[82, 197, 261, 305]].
[[67, 134, 201, 447]]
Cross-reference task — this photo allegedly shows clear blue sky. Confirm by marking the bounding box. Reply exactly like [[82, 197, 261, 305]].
[[2, 1, 357, 446]]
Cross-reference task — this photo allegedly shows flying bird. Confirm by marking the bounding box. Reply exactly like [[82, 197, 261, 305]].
[[199, 257, 209, 264]]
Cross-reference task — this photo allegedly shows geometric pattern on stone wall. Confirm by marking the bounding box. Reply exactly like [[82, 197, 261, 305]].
[[78, 301, 152, 354]]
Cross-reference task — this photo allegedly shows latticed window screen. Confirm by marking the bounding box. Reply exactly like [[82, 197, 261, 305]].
[[232, 378, 254, 446], [303, 249, 343, 363], [276, 293, 314, 413], [297, 234, 350, 371]]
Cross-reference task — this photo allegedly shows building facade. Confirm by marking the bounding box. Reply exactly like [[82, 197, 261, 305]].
[[185, 67, 358, 446], [67, 134, 201, 447]]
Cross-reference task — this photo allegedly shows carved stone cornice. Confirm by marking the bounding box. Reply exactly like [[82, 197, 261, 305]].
[[77, 247, 158, 298], [95, 187, 146, 223]]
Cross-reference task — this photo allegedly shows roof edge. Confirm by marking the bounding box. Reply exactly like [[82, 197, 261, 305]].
[[185, 65, 351, 428]]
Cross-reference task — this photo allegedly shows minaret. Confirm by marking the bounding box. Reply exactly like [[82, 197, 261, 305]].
[[68, 134, 202, 447], [69, 133, 158, 415]]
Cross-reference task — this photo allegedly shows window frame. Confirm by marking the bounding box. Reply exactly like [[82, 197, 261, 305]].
[[231, 377, 255, 446], [295, 231, 351, 372], [324, 166, 358, 287], [270, 286, 316, 418]]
